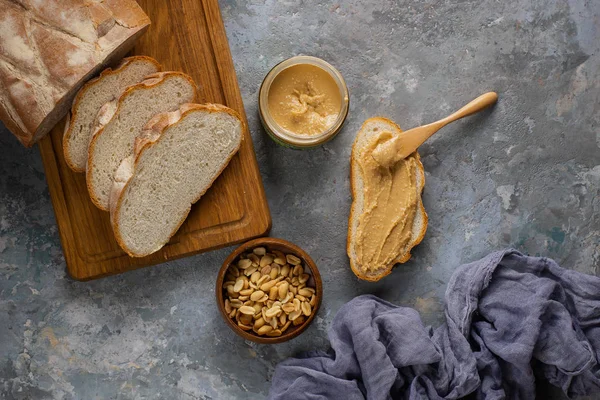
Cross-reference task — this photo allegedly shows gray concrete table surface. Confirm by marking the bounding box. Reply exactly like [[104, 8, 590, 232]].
[[1, 0, 599, 399]]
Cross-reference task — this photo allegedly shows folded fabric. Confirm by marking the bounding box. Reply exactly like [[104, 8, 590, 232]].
[[268, 249, 600, 399]]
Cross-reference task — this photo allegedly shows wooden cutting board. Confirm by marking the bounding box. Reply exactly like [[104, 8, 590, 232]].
[[38, 0, 271, 280]]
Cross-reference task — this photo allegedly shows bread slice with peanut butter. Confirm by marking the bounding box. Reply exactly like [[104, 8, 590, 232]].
[[347, 117, 428, 281]]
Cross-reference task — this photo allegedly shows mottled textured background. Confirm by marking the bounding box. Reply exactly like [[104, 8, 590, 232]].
[[1, 0, 599, 399]]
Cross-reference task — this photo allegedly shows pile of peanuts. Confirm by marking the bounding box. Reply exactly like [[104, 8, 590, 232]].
[[222, 247, 317, 337]]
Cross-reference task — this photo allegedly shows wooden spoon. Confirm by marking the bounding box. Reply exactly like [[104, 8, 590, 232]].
[[372, 92, 498, 167]]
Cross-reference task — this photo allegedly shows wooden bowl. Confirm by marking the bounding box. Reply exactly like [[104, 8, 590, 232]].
[[216, 237, 323, 344]]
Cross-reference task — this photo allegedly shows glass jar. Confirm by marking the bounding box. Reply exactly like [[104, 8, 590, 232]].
[[259, 56, 350, 149]]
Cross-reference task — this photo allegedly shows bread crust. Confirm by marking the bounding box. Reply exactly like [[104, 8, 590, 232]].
[[85, 71, 198, 211], [0, 0, 150, 147], [347, 117, 428, 281], [110, 103, 244, 257], [63, 56, 161, 172]]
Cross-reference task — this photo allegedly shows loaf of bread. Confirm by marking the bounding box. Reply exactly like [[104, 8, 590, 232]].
[[63, 56, 161, 172], [86, 72, 197, 211], [0, 0, 150, 147], [110, 103, 243, 257], [347, 117, 428, 281]]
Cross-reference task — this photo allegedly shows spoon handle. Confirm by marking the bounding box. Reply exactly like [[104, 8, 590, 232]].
[[372, 92, 498, 167], [442, 92, 498, 125]]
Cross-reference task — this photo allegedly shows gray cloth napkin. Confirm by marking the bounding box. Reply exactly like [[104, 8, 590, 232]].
[[268, 249, 600, 399]]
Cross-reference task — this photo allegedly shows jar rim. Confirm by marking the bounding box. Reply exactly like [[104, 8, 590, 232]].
[[259, 55, 350, 148]]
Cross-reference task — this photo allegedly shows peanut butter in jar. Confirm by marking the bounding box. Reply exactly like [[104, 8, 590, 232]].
[[259, 56, 349, 148]]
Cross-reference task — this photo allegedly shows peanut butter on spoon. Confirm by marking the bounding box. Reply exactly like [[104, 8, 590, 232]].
[[372, 92, 498, 168]]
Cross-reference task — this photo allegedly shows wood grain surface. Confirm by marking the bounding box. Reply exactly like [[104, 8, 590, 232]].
[[38, 0, 271, 280]]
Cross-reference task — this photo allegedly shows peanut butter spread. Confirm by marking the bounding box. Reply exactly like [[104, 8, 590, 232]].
[[267, 64, 341, 135], [355, 130, 420, 271]]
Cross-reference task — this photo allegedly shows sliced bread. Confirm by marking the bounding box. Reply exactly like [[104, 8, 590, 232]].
[[109, 103, 243, 257], [347, 117, 428, 281], [63, 56, 161, 172], [86, 72, 197, 210]]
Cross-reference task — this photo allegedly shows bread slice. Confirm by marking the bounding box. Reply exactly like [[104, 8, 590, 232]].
[[347, 117, 428, 281], [86, 72, 197, 210], [63, 56, 161, 172], [109, 103, 243, 257]]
